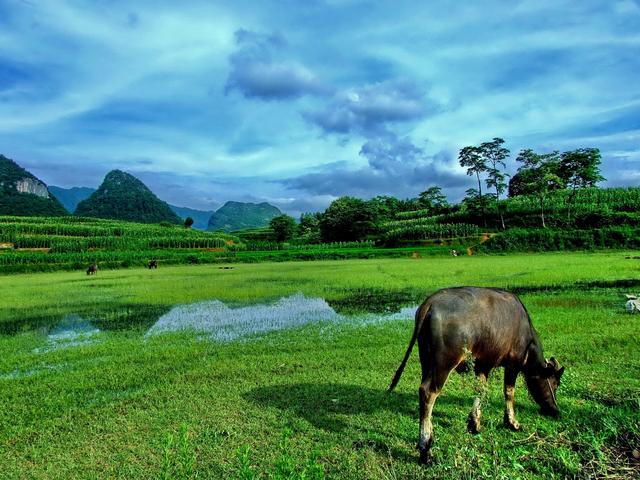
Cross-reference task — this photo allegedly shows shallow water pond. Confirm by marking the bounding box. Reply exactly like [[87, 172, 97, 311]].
[[1, 293, 418, 346]]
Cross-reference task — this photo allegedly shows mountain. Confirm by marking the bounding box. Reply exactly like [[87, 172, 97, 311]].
[[49, 186, 96, 213], [75, 170, 181, 224], [207, 201, 281, 232], [169, 205, 215, 230], [0, 154, 68, 216]]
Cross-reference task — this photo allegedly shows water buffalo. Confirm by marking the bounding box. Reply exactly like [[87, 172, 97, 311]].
[[86, 264, 98, 275], [148, 260, 158, 269], [389, 287, 564, 464]]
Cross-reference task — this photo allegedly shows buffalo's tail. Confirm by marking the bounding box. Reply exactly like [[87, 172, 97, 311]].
[[388, 303, 430, 391]]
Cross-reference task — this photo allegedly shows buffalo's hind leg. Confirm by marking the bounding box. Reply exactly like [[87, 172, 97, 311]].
[[417, 346, 453, 464], [467, 369, 488, 434], [417, 377, 440, 464], [503, 367, 521, 431]]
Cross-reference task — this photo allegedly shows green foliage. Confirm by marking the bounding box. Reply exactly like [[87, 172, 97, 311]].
[[184, 216, 194, 229], [479, 226, 640, 252], [269, 214, 297, 242], [75, 170, 181, 224], [297, 213, 321, 244], [208, 201, 281, 232], [319, 196, 377, 242], [418, 186, 449, 213]]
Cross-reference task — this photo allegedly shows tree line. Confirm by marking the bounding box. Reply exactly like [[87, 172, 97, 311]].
[[267, 139, 604, 243]]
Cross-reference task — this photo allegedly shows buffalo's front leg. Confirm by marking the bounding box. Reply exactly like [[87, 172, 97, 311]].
[[417, 379, 439, 464], [503, 367, 521, 431], [467, 372, 487, 434]]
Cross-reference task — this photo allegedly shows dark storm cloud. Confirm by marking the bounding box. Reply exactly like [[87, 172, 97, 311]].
[[282, 134, 469, 200], [303, 78, 428, 135], [224, 29, 328, 100]]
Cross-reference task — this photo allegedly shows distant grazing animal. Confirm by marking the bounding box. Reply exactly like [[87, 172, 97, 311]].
[[86, 264, 98, 275], [148, 260, 158, 269], [389, 287, 565, 464]]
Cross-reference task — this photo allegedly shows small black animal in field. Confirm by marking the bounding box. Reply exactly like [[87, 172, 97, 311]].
[[86, 264, 98, 275], [148, 260, 158, 269], [389, 286, 564, 464]]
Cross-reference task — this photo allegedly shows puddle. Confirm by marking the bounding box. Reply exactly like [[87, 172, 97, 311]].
[[33, 315, 100, 353], [2, 293, 420, 346], [326, 287, 421, 314], [0, 304, 170, 336], [146, 293, 341, 341]]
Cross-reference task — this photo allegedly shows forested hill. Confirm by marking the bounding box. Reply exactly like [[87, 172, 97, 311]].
[[0, 155, 68, 216], [208, 201, 281, 232], [74, 170, 181, 224]]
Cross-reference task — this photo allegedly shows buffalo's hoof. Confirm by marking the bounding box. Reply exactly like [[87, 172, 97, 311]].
[[467, 414, 481, 434], [418, 448, 434, 466], [504, 419, 521, 431]]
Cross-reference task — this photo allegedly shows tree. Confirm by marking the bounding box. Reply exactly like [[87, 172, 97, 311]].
[[269, 214, 297, 243], [184, 216, 194, 229], [418, 186, 449, 214], [559, 148, 604, 221], [508, 169, 539, 197], [319, 196, 375, 242], [515, 149, 564, 228], [480, 138, 510, 229], [298, 212, 321, 244], [458, 145, 487, 226]]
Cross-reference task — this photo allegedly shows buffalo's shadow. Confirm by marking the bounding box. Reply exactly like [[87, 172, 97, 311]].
[[246, 382, 470, 438]]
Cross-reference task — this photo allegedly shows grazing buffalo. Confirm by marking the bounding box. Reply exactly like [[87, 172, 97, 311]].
[[148, 260, 158, 269], [389, 287, 564, 464], [86, 264, 98, 275]]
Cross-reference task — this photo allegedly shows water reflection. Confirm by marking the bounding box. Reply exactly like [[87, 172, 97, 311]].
[[146, 293, 340, 341], [1, 294, 419, 344], [33, 315, 100, 353]]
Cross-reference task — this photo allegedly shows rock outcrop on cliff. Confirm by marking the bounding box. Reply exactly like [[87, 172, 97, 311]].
[[0, 155, 68, 216]]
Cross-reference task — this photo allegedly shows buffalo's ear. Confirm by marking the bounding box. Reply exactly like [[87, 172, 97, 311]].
[[542, 361, 555, 377], [556, 366, 565, 379]]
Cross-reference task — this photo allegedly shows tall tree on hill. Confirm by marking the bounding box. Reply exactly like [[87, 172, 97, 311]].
[[458, 145, 487, 226], [480, 138, 510, 230], [418, 186, 449, 214], [515, 149, 564, 228], [559, 148, 604, 222]]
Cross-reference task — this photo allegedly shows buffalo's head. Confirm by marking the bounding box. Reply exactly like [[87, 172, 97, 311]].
[[524, 357, 565, 417]]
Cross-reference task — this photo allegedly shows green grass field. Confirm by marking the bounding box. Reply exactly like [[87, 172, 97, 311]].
[[1, 253, 639, 479]]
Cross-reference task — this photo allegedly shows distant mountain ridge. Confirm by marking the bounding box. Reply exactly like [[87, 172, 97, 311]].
[[0, 155, 68, 216], [208, 201, 281, 232], [168, 205, 215, 230], [49, 186, 96, 213], [75, 170, 181, 224]]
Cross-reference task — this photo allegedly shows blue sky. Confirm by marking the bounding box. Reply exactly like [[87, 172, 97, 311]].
[[0, 0, 639, 215]]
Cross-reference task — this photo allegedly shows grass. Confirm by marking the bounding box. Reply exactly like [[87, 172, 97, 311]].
[[0, 252, 639, 479]]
